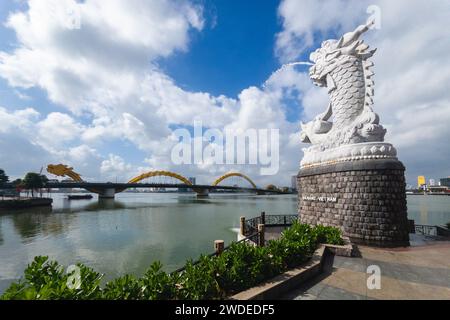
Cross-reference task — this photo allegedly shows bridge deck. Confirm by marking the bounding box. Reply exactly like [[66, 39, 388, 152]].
[[2, 182, 290, 195]]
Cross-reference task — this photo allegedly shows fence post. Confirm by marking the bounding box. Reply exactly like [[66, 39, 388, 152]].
[[261, 211, 266, 225], [408, 219, 415, 234], [258, 224, 265, 247], [214, 240, 225, 255], [240, 216, 246, 236]]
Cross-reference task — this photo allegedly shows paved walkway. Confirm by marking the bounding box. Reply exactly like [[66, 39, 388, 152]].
[[282, 234, 450, 300]]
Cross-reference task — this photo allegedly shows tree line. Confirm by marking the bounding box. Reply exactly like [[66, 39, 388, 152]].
[[0, 168, 49, 198]]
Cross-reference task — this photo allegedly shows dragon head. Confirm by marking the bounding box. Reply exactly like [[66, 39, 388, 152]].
[[47, 164, 69, 176], [47, 164, 83, 182], [308, 40, 339, 87], [309, 21, 376, 88]]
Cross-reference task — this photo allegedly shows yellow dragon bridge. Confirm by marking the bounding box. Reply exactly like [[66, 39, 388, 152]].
[[46, 165, 259, 196]]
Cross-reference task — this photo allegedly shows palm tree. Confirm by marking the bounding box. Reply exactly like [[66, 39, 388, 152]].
[[22, 173, 48, 198], [11, 179, 23, 198]]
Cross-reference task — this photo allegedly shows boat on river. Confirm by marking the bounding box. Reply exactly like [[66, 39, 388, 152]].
[[67, 194, 93, 200]]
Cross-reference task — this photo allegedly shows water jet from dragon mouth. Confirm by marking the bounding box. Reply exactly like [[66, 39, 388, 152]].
[[262, 61, 313, 89]]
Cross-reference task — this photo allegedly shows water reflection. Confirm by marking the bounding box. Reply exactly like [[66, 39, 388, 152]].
[[407, 195, 450, 226], [1, 193, 448, 295], [87, 198, 126, 211], [419, 197, 428, 225], [9, 206, 73, 243], [56, 198, 126, 213]]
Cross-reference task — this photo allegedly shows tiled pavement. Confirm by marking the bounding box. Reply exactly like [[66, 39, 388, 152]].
[[281, 234, 450, 300]]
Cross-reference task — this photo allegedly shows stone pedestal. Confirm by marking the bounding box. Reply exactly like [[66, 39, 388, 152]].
[[298, 159, 410, 247]]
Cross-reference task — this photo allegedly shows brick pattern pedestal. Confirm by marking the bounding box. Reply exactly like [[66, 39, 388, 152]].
[[298, 159, 410, 247]]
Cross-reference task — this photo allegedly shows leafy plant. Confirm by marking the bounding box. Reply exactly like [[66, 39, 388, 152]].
[[1, 256, 103, 300], [103, 275, 141, 300], [176, 257, 220, 300], [140, 262, 178, 300], [1, 223, 343, 300], [312, 224, 345, 246]]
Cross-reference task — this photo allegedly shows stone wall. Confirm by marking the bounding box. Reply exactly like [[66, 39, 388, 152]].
[[298, 159, 410, 247]]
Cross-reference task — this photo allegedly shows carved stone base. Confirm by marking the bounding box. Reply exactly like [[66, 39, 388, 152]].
[[297, 159, 410, 247], [301, 142, 398, 169]]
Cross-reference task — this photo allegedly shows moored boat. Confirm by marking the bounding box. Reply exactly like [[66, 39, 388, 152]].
[[67, 194, 93, 200]]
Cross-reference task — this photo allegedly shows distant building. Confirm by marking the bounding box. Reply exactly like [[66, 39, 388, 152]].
[[417, 176, 426, 188], [428, 186, 450, 194], [429, 179, 436, 186], [188, 177, 196, 185], [440, 177, 450, 187], [291, 176, 297, 191]]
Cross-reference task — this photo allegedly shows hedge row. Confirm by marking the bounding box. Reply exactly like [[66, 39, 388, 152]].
[[1, 222, 343, 300]]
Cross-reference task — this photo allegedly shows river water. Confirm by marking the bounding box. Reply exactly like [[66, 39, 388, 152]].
[[0, 193, 449, 293]]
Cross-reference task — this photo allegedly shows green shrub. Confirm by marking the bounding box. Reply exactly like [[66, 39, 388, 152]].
[[1, 223, 343, 300], [140, 262, 178, 300], [1, 256, 103, 300], [103, 274, 141, 300], [176, 256, 220, 300], [312, 224, 345, 246]]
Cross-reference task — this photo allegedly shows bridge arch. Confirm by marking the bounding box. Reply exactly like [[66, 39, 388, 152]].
[[128, 171, 193, 185], [212, 172, 257, 189]]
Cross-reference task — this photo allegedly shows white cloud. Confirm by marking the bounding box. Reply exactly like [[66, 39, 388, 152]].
[[0, 106, 39, 133], [0, 0, 239, 168], [275, 0, 368, 62], [0, 0, 448, 187], [0, 106, 102, 180], [0, 0, 206, 114], [274, 0, 450, 183], [0, 0, 276, 185], [100, 154, 155, 182], [37, 112, 84, 148]]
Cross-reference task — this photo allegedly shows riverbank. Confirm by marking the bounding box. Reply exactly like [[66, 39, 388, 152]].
[[0, 197, 53, 209], [0, 193, 448, 295]]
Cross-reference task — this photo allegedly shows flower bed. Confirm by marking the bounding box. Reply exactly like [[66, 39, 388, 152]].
[[1, 222, 343, 300]]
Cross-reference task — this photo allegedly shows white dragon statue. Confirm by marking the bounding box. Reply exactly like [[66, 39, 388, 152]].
[[300, 20, 397, 168]]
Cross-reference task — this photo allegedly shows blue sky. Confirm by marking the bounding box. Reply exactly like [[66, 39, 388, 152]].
[[0, 0, 449, 187], [162, 0, 281, 98]]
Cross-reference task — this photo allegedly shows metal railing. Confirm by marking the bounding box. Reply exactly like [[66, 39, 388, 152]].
[[244, 216, 262, 236], [264, 214, 298, 226], [415, 224, 438, 236], [414, 224, 450, 237], [170, 213, 298, 275], [243, 213, 297, 237]]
